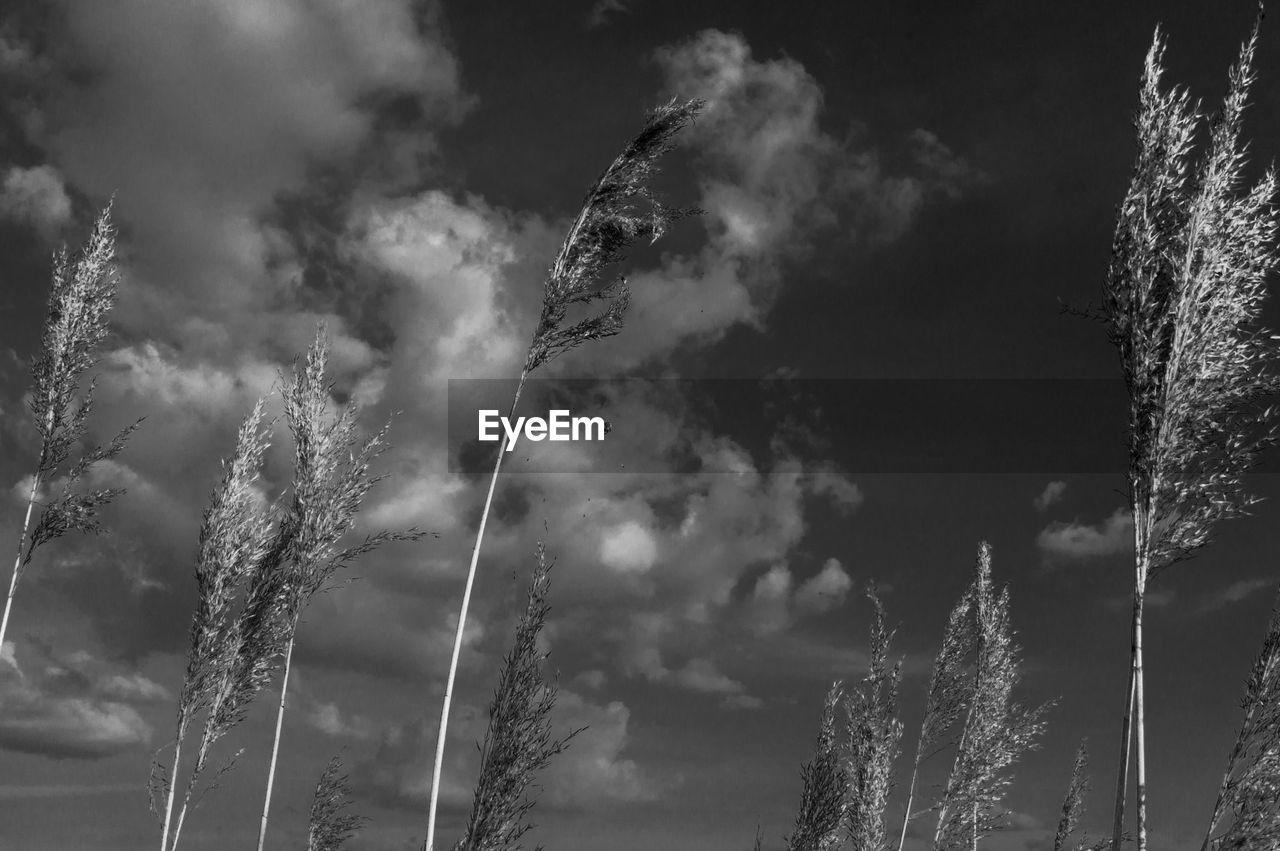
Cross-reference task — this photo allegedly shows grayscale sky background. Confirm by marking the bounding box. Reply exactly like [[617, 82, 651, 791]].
[[1, 2, 1278, 849]]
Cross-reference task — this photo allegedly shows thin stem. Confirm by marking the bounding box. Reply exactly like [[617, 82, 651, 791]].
[[934, 657, 979, 849], [170, 721, 212, 851], [1112, 500, 1149, 851], [424, 375, 527, 851], [1111, 656, 1137, 851], [1135, 579, 1148, 851], [0, 472, 41, 652], [896, 762, 920, 851], [170, 788, 190, 851], [257, 632, 297, 851], [160, 732, 184, 851]]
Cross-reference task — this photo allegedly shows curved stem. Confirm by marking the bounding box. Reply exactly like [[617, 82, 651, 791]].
[[170, 712, 216, 851], [257, 634, 297, 851], [424, 375, 527, 851], [0, 472, 42, 653], [160, 733, 184, 851], [896, 761, 920, 851]]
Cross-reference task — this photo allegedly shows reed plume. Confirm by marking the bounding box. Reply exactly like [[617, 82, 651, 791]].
[[424, 96, 702, 851], [787, 681, 848, 851], [2, 204, 139, 653], [1054, 742, 1093, 851], [156, 401, 275, 851], [451, 541, 580, 851], [1201, 587, 1280, 851], [897, 578, 976, 851], [307, 755, 368, 851], [932, 544, 1047, 851], [1101, 20, 1279, 851], [844, 587, 903, 851], [256, 326, 429, 851]]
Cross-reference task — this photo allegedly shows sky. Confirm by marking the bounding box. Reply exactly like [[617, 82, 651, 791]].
[[1, 1, 1279, 849]]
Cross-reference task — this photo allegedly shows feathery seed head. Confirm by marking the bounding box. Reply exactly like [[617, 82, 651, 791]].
[[1106, 21, 1280, 576], [457, 542, 580, 851], [308, 756, 368, 851], [524, 98, 703, 373]]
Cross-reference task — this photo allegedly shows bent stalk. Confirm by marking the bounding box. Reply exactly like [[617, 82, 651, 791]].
[[257, 632, 298, 851], [0, 473, 41, 652]]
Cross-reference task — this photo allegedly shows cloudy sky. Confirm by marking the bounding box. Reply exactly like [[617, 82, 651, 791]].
[[2, 2, 1279, 849]]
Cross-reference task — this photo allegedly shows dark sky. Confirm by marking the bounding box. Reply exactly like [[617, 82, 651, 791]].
[[0, 2, 1278, 850]]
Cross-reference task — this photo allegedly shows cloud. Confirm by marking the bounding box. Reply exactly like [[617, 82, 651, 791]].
[[1033, 480, 1067, 512], [668, 657, 746, 695], [524, 29, 983, 370], [42, 0, 466, 353], [356, 689, 656, 812], [908, 129, 984, 199], [795, 558, 853, 614], [807, 469, 864, 514], [1197, 578, 1275, 614], [747, 564, 794, 636], [296, 585, 487, 682], [0, 165, 71, 236], [344, 190, 526, 382], [656, 29, 980, 253], [742, 557, 853, 636], [541, 690, 659, 808], [599, 519, 660, 574], [1037, 507, 1133, 560], [356, 707, 482, 812], [721, 693, 765, 710], [0, 30, 40, 74], [0, 2, 478, 668], [585, 0, 633, 29], [573, 669, 607, 691], [0, 644, 159, 759], [289, 670, 379, 740]]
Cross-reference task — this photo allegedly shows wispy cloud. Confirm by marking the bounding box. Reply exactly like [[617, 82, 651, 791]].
[[744, 557, 853, 636], [0, 643, 162, 759], [1037, 507, 1133, 561], [1033, 480, 1067, 512], [585, 0, 633, 30], [1196, 578, 1275, 615], [0, 164, 71, 237]]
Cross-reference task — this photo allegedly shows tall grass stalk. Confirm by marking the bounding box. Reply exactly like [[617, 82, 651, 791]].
[[167, 466, 295, 851], [157, 401, 275, 851], [1102, 21, 1279, 851], [452, 541, 581, 851], [931, 544, 1047, 851], [1201, 587, 1280, 850], [2, 205, 139, 653], [896, 580, 976, 851], [256, 328, 427, 851], [844, 587, 903, 851], [307, 755, 368, 851], [1054, 742, 1091, 851], [423, 96, 702, 851], [787, 681, 847, 851]]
